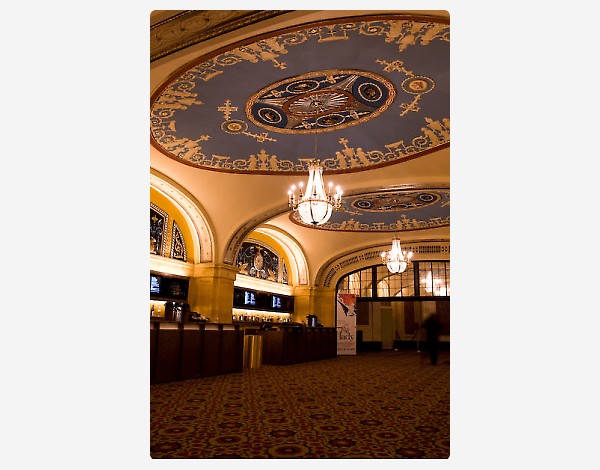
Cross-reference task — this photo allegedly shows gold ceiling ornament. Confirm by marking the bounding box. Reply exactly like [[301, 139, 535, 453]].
[[246, 69, 396, 134]]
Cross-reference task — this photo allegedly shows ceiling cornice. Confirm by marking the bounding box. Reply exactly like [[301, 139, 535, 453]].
[[316, 239, 450, 288], [151, 10, 291, 62]]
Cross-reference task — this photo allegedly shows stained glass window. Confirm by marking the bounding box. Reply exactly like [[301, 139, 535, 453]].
[[170, 221, 187, 261], [236, 241, 289, 284], [150, 204, 168, 256]]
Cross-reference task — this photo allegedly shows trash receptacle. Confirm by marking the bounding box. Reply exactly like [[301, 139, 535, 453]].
[[243, 334, 263, 369]]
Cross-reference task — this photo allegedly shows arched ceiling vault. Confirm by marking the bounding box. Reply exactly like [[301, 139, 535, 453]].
[[150, 10, 450, 285]]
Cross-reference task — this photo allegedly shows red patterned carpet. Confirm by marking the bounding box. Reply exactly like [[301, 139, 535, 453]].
[[150, 349, 450, 458]]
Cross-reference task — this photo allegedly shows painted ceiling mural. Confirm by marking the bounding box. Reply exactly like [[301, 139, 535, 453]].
[[150, 15, 450, 174], [290, 188, 450, 232]]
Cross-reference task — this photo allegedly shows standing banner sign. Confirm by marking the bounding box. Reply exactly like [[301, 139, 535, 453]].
[[336, 293, 357, 355]]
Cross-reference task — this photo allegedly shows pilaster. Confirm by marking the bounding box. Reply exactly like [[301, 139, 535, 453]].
[[188, 264, 238, 324], [293, 285, 337, 327]]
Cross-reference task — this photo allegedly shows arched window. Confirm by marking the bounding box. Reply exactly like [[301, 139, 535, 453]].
[[236, 241, 289, 284], [150, 204, 168, 256], [417, 261, 451, 297], [337, 261, 449, 298], [150, 203, 188, 261]]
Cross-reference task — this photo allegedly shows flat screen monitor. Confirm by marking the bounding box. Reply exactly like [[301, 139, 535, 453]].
[[233, 288, 293, 313], [150, 272, 189, 300], [150, 274, 161, 294]]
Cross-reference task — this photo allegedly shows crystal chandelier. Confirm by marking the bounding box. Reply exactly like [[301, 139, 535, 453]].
[[288, 159, 342, 225], [381, 238, 413, 274], [287, 114, 342, 225]]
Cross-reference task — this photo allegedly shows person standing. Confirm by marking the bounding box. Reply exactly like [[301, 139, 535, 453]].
[[423, 313, 442, 365]]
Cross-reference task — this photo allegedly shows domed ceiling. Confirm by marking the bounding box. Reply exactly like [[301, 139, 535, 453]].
[[150, 13, 450, 176], [289, 186, 449, 231]]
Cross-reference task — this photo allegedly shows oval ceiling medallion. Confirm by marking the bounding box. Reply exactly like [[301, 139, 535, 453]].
[[245, 70, 396, 134], [150, 15, 449, 174], [290, 188, 450, 232]]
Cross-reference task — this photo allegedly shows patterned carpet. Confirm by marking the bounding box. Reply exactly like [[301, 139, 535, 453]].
[[150, 349, 450, 458]]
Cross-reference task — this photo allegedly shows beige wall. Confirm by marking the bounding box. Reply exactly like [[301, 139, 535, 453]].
[[358, 300, 450, 348]]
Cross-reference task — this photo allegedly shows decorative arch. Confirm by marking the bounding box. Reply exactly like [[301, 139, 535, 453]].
[[150, 169, 216, 263], [222, 203, 290, 266], [315, 239, 450, 288], [236, 238, 289, 284], [253, 226, 309, 286]]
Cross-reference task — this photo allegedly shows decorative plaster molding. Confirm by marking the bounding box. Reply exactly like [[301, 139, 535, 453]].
[[150, 254, 194, 277], [150, 170, 215, 263], [151, 10, 290, 62], [222, 184, 449, 265], [222, 204, 290, 265], [254, 226, 309, 286], [317, 240, 450, 288], [234, 274, 295, 296]]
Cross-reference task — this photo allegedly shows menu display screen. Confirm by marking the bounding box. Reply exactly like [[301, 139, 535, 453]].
[[233, 288, 293, 312], [244, 291, 256, 306], [150, 272, 189, 300], [150, 274, 161, 294]]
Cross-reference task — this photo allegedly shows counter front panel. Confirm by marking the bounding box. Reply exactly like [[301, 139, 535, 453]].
[[151, 321, 244, 384], [251, 326, 337, 365]]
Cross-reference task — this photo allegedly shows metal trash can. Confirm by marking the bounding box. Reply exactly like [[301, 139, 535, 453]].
[[243, 334, 263, 369]]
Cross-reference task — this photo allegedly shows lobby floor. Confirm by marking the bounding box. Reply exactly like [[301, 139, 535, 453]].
[[150, 349, 450, 458]]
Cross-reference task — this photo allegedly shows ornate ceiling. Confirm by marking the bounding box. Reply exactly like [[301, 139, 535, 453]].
[[150, 11, 450, 239], [150, 13, 449, 175], [290, 186, 449, 232]]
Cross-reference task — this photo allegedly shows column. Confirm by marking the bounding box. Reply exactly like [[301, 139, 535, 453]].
[[188, 264, 238, 324], [292, 285, 336, 327]]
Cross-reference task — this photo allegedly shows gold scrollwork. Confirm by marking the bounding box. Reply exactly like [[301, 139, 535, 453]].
[[150, 18, 449, 173]]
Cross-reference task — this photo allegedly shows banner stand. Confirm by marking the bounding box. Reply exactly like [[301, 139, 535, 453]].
[[336, 293, 357, 355]]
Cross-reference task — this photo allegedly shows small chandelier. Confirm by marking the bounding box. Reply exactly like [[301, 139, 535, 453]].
[[381, 238, 413, 274], [288, 159, 342, 225]]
